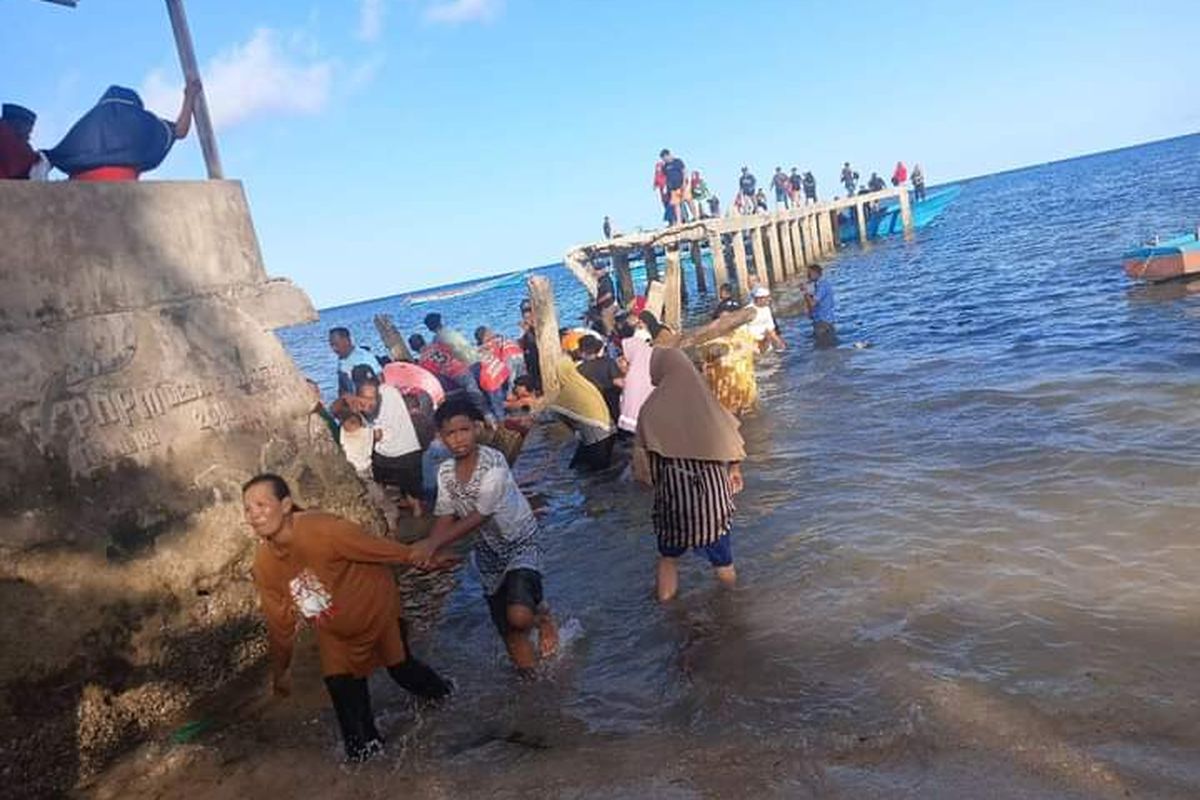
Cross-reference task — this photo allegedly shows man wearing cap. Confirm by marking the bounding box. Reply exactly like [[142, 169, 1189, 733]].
[[746, 285, 787, 353], [0, 104, 42, 180], [804, 264, 838, 348]]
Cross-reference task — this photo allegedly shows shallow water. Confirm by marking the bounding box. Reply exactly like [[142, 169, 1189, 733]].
[[96, 135, 1200, 798]]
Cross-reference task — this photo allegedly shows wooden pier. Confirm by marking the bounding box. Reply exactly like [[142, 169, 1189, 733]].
[[560, 187, 913, 331]]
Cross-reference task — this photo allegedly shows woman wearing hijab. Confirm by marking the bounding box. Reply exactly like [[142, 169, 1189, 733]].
[[634, 348, 746, 602], [617, 320, 654, 434], [46, 82, 199, 181], [547, 355, 616, 470]]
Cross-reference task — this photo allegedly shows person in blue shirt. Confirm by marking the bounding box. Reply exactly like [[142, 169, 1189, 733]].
[[804, 264, 838, 348], [329, 327, 381, 396]]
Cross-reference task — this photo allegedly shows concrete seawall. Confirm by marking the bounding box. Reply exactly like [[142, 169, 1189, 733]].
[[0, 181, 376, 797]]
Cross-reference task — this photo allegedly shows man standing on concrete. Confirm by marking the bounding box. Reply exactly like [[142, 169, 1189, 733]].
[[0, 103, 41, 180], [841, 162, 858, 196], [330, 327, 381, 397], [804, 263, 838, 348], [772, 167, 791, 209]]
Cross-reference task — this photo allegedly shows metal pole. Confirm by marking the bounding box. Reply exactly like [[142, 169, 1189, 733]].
[[164, 0, 223, 179]]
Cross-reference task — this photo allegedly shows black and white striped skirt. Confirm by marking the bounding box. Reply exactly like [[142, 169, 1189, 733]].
[[650, 453, 736, 549]]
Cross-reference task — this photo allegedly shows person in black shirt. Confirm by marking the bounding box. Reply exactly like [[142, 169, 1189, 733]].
[[772, 167, 791, 209], [867, 172, 887, 192], [517, 299, 542, 394], [577, 336, 624, 424], [592, 262, 617, 334], [713, 283, 742, 319], [803, 171, 817, 203], [738, 166, 757, 200], [603, 215, 613, 239], [789, 167, 803, 206], [659, 148, 687, 227]]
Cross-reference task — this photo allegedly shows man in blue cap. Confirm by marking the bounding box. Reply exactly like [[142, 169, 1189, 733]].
[[0, 103, 41, 180]]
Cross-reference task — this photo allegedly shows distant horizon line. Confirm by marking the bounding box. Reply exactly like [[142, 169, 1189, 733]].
[[308, 130, 1199, 313]]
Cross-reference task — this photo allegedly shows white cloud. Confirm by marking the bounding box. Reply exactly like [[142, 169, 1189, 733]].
[[425, 0, 504, 25], [141, 28, 333, 131], [358, 0, 386, 41]]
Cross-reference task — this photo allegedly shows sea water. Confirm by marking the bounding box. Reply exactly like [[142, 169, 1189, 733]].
[[264, 134, 1200, 798]]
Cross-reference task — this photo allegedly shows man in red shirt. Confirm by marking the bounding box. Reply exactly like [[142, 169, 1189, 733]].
[[0, 104, 40, 180]]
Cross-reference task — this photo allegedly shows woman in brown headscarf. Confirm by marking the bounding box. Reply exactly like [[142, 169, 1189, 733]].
[[634, 348, 746, 602]]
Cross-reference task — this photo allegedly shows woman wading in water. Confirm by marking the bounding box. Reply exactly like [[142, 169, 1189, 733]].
[[244, 474, 455, 762], [634, 348, 746, 601]]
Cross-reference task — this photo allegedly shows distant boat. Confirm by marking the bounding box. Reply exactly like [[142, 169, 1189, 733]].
[[405, 271, 526, 304], [1122, 231, 1200, 282], [838, 186, 961, 243]]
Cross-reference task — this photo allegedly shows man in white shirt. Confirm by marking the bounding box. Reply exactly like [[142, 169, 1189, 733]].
[[745, 286, 787, 353], [330, 327, 381, 396], [356, 378, 424, 512]]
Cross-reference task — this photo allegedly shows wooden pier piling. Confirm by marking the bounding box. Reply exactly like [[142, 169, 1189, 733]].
[[612, 250, 634, 307], [642, 244, 659, 286], [526, 275, 564, 401], [730, 229, 751, 298], [689, 239, 707, 294], [663, 249, 683, 330], [765, 221, 783, 286], [749, 226, 768, 287]]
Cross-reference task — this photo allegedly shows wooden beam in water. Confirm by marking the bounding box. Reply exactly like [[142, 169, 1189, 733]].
[[765, 219, 784, 285], [689, 239, 707, 294], [563, 249, 598, 296], [803, 214, 817, 265], [373, 314, 413, 362], [526, 275, 564, 402], [779, 218, 796, 278], [642, 245, 660, 287], [730, 228, 751, 298], [708, 230, 730, 292], [854, 201, 868, 245], [898, 187, 914, 238], [749, 225, 768, 287], [663, 249, 683, 331], [613, 249, 634, 308], [644, 280, 666, 321]]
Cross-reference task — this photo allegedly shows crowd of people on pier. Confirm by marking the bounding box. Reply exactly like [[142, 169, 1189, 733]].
[[1, 84, 199, 181], [267, 256, 838, 761], [599, 150, 927, 234]]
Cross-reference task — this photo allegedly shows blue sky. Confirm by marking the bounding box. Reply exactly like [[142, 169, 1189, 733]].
[[5, 0, 1197, 307]]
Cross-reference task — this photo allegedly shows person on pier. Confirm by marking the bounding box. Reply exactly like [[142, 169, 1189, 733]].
[[603, 215, 613, 239], [690, 171, 711, 217], [789, 167, 804, 206], [803, 171, 818, 203], [891, 161, 908, 187], [841, 162, 859, 195], [804, 263, 838, 348], [659, 149, 688, 226], [634, 348, 746, 602], [244, 474, 454, 763], [410, 399, 559, 673], [46, 82, 200, 181], [0, 103, 45, 180], [867, 171, 887, 192], [772, 167, 791, 209], [911, 164, 926, 201]]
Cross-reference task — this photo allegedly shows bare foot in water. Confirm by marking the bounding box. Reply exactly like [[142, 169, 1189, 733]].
[[535, 603, 559, 660]]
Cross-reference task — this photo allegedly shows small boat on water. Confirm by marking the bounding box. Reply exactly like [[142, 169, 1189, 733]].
[[837, 186, 961, 244], [405, 271, 527, 304], [1122, 230, 1200, 282]]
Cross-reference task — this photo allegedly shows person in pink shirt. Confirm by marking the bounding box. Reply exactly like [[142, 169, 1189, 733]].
[[617, 316, 655, 435]]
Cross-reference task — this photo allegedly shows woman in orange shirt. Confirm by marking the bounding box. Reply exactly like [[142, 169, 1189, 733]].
[[244, 474, 454, 762]]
